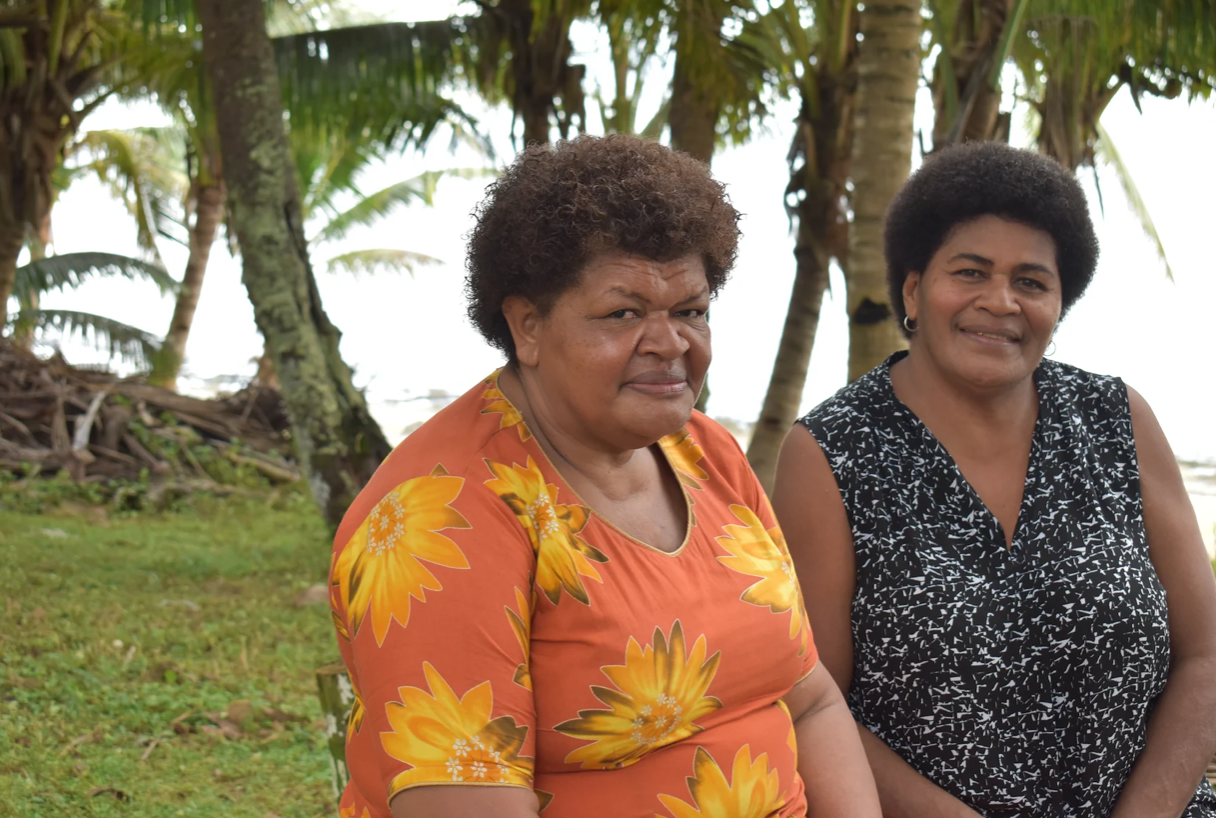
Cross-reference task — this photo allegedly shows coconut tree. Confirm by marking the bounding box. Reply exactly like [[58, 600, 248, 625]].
[[0, 0, 158, 330], [190, 0, 406, 528], [743, 0, 859, 490], [843, 0, 922, 381]]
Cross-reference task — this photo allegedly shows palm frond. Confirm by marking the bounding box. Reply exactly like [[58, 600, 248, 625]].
[[272, 20, 475, 150], [68, 129, 190, 255], [16, 309, 162, 369], [1094, 120, 1174, 280], [323, 249, 442, 277], [14, 252, 179, 298], [309, 169, 493, 247]]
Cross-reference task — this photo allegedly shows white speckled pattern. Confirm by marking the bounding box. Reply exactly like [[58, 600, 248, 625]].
[[799, 351, 1216, 817]]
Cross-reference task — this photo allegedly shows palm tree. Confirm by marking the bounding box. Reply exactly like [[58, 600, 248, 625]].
[[0, 1, 155, 330], [844, 0, 922, 381], [744, 0, 859, 490], [926, 0, 1028, 149], [192, 0, 404, 529], [6, 250, 178, 366]]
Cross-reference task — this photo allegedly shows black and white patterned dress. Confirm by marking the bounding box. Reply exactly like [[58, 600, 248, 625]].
[[798, 351, 1216, 818]]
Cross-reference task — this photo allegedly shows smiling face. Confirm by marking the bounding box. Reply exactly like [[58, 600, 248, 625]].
[[903, 215, 1062, 391], [504, 252, 712, 452]]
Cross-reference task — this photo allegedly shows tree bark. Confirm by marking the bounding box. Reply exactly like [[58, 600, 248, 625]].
[[747, 211, 833, 491], [149, 184, 226, 389], [12, 214, 50, 351], [196, 0, 392, 530], [930, 0, 1017, 149], [669, 56, 718, 164], [0, 219, 26, 330], [748, 18, 857, 491], [846, 0, 920, 381]]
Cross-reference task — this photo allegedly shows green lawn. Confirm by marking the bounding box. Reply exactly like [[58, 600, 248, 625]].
[[0, 488, 340, 818]]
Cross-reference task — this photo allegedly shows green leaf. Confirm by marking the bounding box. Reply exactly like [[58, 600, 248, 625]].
[[13, 309, 162, 369], [1094, 120, 1173, 280], [309, 169, 492, 247], [14, 252, 179, 298], [323, 249, 442, 278]]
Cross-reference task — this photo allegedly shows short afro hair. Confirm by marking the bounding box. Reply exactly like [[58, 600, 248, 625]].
[[884, 142, 1099, 335], [466, 134, 741, 358]]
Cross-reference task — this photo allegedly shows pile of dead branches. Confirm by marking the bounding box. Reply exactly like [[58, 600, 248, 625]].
[[0, 340, 299, 488]]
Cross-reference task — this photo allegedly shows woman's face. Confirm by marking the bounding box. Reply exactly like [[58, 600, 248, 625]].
[[506, 252, 711, 451], [903, 215, 1062, 391]]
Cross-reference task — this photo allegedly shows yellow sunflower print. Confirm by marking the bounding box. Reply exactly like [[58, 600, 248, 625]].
[[382, 662, 533, 794], [485, 456, 608, 605], [660, 429, 708, 491], [716, 505, 811, 655], [347, 677, 366, 746], [555, 621, 722, 769], [481, 370, 531, 440], [505, 586, 535, 690], [339, 804, 370, 818], [656, 745, 785, 818], [333, 467, 471, 647], [775, 699, 797, 758]]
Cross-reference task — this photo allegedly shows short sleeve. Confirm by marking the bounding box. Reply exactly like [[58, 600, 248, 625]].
[[329, 465, 538, 812], [701, 417, 820, 679]]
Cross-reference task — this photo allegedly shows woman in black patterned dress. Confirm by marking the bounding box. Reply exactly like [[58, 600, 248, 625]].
[[773, 142, 1216, 818]]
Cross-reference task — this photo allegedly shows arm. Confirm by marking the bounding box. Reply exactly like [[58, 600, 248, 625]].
[[773, 425, 982, 818], [782, 663, 881, 816], [1109, 387, 1216, 818], [331, 475, 541, 818], [393, 785, 542, 818]]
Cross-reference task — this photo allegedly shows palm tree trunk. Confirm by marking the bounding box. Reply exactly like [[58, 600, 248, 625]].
[[846, 0, 920, 381], [930, 0, 1019, 149], [747, 209, 832, 491], [196, 0, 392, 530], [149, 184, 225, 388], [670, 50, 719, 413], [12, 216, 49, 351], [0, 219, 26, 332], [669, 56, 718, 164]]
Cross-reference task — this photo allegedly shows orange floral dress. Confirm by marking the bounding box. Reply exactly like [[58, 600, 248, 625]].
[[329, 371, 819, 818]]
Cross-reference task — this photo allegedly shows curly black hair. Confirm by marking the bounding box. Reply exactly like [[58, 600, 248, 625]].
[[884, 142, 1099, 335], [465, 134, 741, 358]]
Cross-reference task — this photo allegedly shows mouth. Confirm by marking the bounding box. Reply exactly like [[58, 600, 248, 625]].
[[625, 372, 688, 396], [959, 327, 1021, 346]]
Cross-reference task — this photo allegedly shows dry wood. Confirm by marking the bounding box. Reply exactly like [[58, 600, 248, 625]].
[[0, 340, 298, 486]]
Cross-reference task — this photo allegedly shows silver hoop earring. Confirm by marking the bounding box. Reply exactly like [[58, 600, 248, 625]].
[[903, 315, 917, 333], [1046, 340, 1057, 357]]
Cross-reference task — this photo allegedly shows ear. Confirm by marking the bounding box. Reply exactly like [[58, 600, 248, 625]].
[[502, 295, 544, 367], [902, 271, 922, 324]]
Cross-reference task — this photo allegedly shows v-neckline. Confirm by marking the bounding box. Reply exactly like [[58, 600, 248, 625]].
[[490, 368, 695, 558], [880, 353, 1046, 552]]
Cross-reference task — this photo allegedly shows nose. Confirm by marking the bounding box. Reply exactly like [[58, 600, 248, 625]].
[[975, 275, 1020, 315], [637, 314, 691, 360]]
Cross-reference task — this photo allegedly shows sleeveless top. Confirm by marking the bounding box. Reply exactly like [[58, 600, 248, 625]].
[[798, 352, 1216, 818]]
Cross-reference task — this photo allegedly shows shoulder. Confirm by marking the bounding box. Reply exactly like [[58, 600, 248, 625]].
[[332, 372, 529, 550], [1038, 359, 1136, 441], [797, 361, 895, 453]]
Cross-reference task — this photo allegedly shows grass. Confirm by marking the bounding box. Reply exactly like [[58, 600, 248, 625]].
[[0, 486, 340, 818]]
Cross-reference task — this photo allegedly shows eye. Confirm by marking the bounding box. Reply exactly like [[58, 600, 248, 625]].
[[1018, 277, 1048, 291], [953, 268, 984, 278], [675, 308, 706, 319], [607, 309, 639, 319]]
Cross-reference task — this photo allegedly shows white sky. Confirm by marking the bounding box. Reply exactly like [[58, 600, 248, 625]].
[[24, 7, 1216, 468]]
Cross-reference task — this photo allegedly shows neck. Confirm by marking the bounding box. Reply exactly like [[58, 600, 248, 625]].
[[894, 345, 1039, 440], [498, 364, 640, 488]]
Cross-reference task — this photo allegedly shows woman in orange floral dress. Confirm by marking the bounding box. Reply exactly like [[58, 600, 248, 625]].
[[328, 135, 880, 818]]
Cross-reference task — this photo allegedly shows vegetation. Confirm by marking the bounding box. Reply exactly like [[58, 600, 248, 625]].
[[0, 486, 338, 818]]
